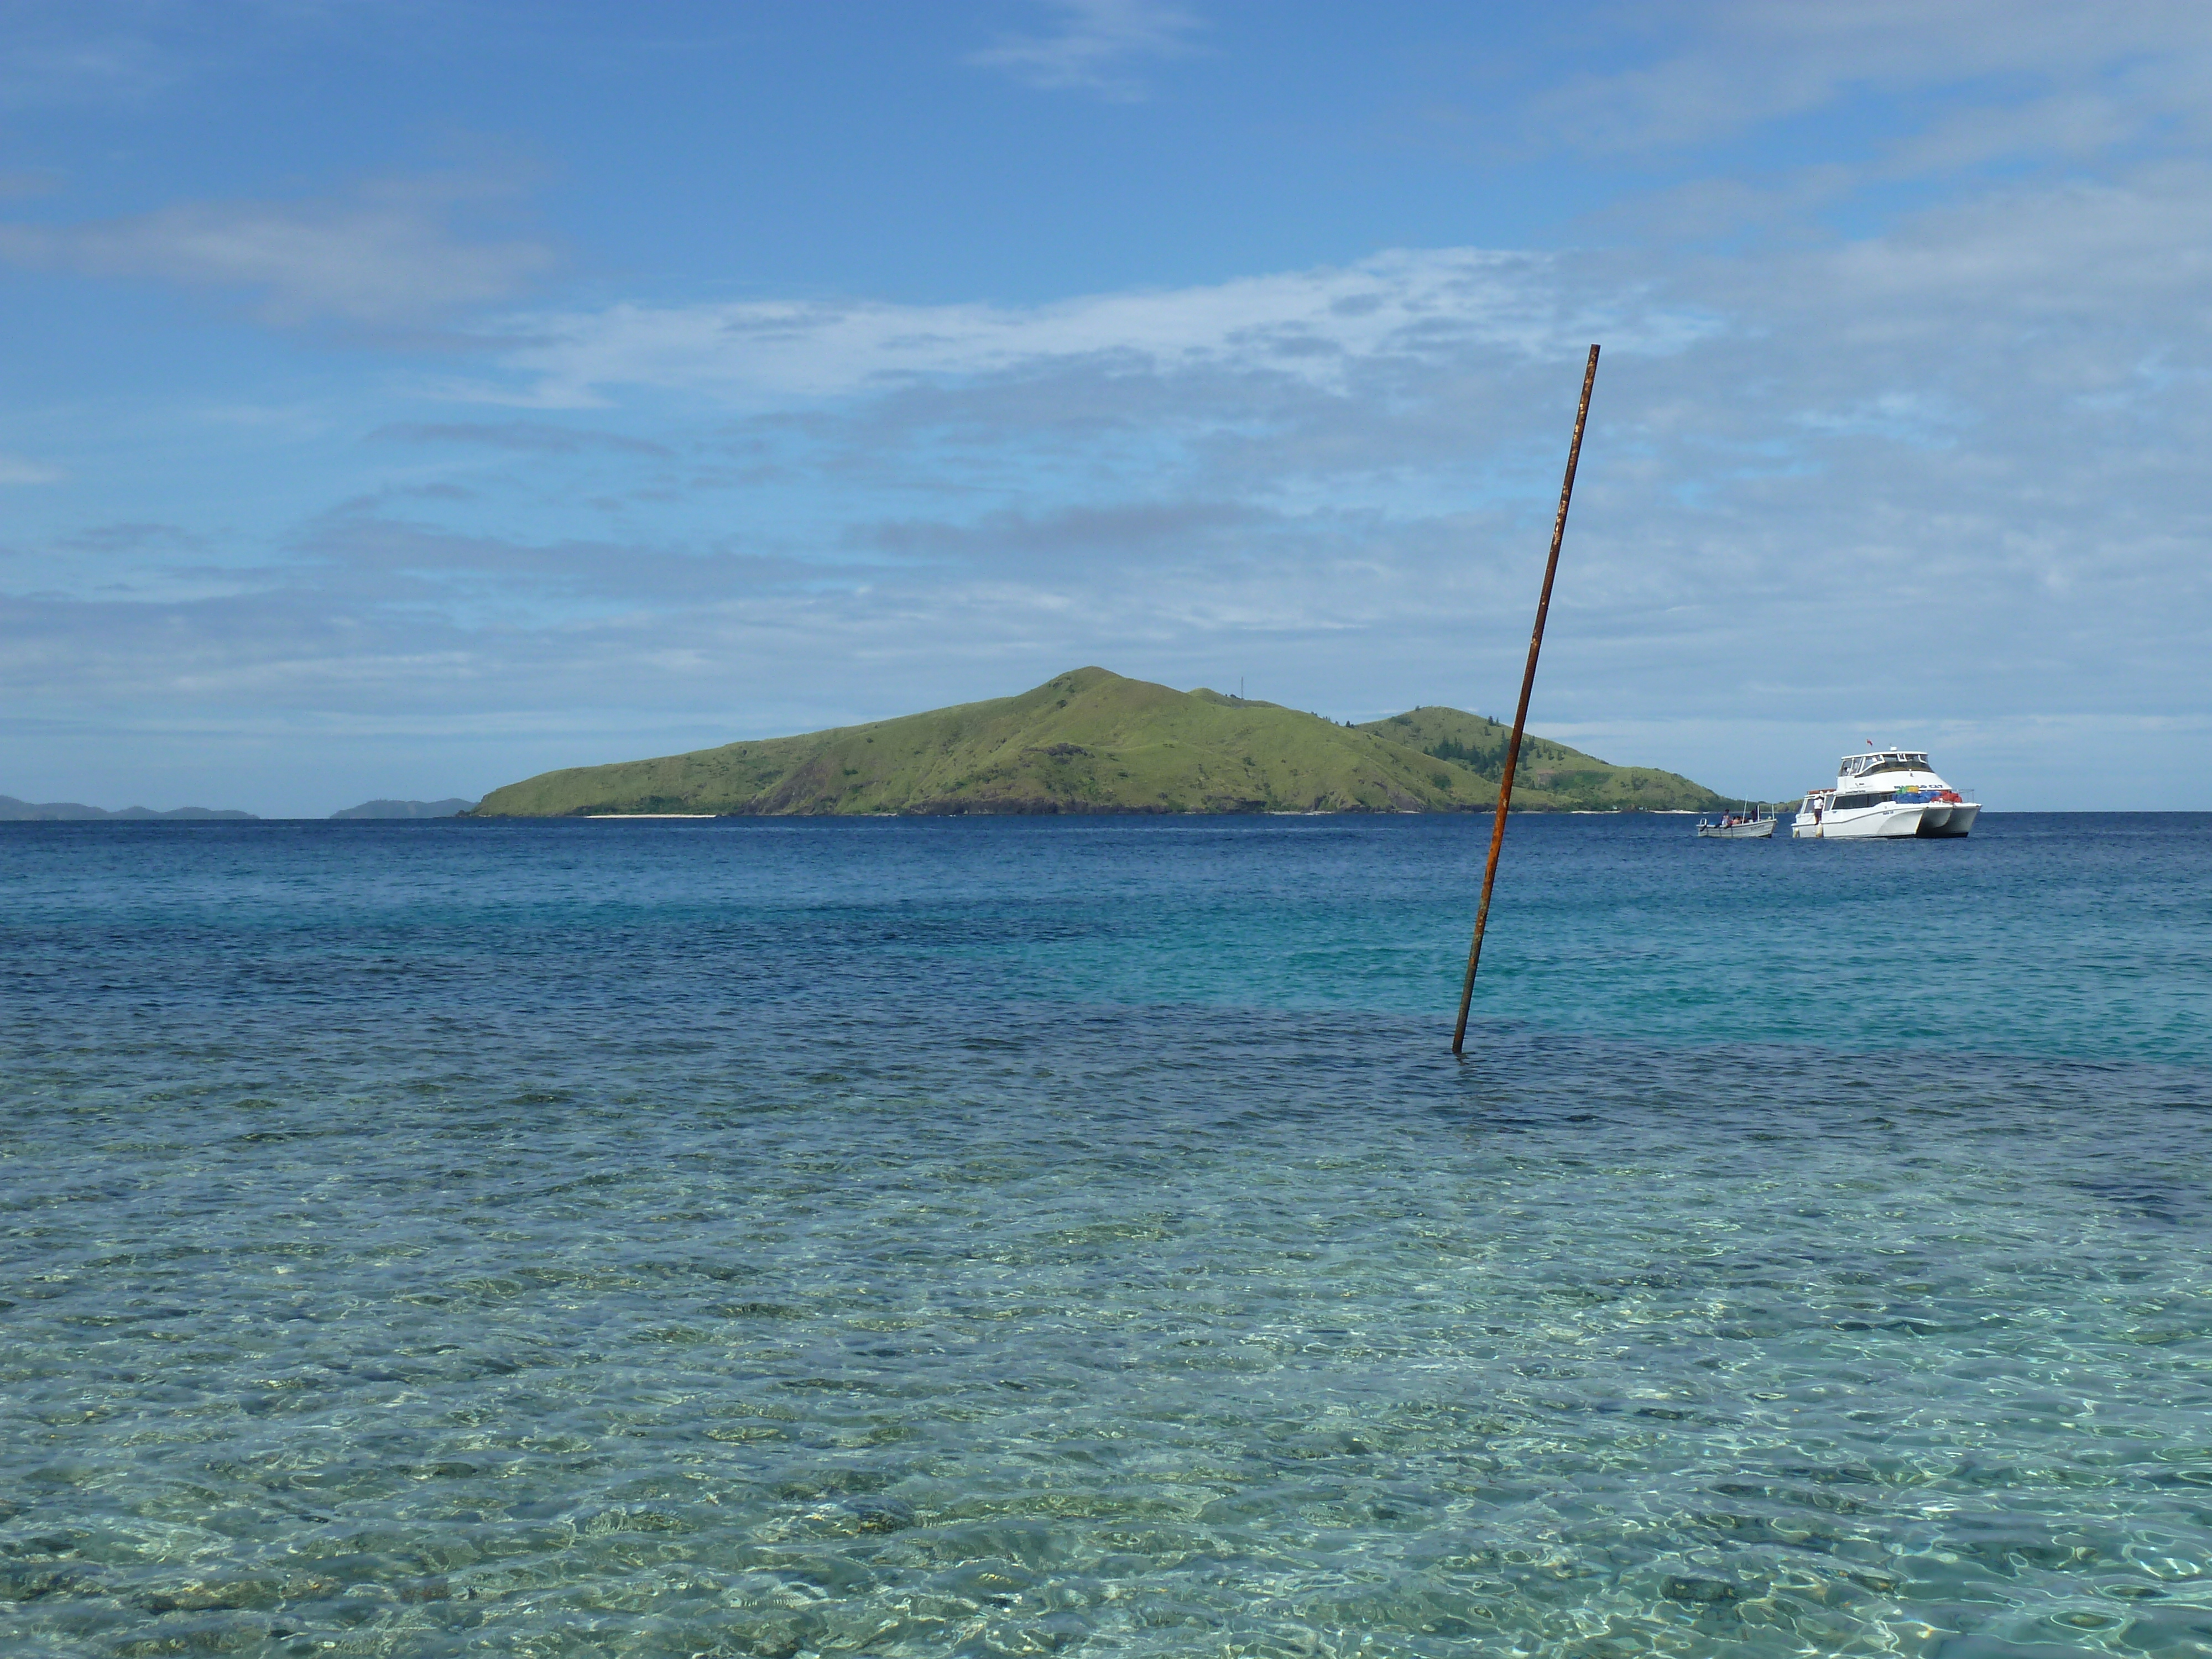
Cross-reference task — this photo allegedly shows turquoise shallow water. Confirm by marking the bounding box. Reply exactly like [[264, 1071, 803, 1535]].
[[3, 813, 2209, 1657]]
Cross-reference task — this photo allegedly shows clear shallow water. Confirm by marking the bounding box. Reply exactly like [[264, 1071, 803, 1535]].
[[3, 813, 2208, 1657]]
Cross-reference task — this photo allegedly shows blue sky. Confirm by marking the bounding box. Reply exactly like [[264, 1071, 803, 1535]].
[[4, 0, 2209, 812]]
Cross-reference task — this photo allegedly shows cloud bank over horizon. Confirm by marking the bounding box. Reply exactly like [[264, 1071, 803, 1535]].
[[2, 1, 2208, 813]]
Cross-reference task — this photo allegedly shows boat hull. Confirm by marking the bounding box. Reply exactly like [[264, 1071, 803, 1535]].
[[1792, 801, 1979, 839], [1698, 819, 1775, 838], [1828, 805, 1923, 838]]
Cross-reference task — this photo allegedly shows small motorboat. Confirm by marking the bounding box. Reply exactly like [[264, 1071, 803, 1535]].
[[1696, 804, 1776, 838]]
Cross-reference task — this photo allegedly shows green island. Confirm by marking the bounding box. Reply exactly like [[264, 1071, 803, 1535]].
[[472, 667, 1731, 817]]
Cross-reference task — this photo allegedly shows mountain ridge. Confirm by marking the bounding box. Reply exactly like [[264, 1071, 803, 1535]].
[[472, 669, 1728, 817], [0, 794, 257, 821], [330, 798, 478, 819]]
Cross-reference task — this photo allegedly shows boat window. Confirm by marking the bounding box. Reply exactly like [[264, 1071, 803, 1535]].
[[1859, 758, 1928, 778]]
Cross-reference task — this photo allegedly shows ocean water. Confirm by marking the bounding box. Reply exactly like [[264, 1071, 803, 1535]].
[[3, 812, 2208, 1658]]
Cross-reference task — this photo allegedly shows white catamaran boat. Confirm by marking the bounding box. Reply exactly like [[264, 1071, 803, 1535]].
[[1793, 748, 1979, 839]]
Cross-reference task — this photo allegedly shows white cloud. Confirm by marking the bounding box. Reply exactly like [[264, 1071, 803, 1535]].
[[22, 156, 2210, 749], [0, 13, 176, 110], [967, 0, 1202, 98], [0, 176, 553, 326], [0, 0, 362, 114], [466, 248, 1716, 409], [367, 421, 674, 457], [1544, 0, 2212, 158], [0, 452, 63, 484]]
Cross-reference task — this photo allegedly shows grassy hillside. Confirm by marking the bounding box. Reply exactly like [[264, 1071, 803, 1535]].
[[1353, 708, 1728, 813], [472, 668, 1729, 817]]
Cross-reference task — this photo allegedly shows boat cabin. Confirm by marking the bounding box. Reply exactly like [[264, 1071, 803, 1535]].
[[1839, 749, 1932, 780]]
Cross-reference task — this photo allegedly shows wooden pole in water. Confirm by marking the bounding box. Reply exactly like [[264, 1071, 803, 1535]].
[[1452, 344, 1600, 1056]]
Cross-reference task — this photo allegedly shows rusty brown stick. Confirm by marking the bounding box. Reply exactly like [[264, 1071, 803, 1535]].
[[1452, 344, 1600, 1055]]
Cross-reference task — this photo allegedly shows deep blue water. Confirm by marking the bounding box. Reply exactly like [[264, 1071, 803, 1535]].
[[3, 813, 2208, 1657]]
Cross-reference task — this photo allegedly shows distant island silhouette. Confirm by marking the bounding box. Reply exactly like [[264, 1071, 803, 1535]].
[[0, 794, 255, 821], [2, 795, 482, 821], [330, 799, 478, 819]]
